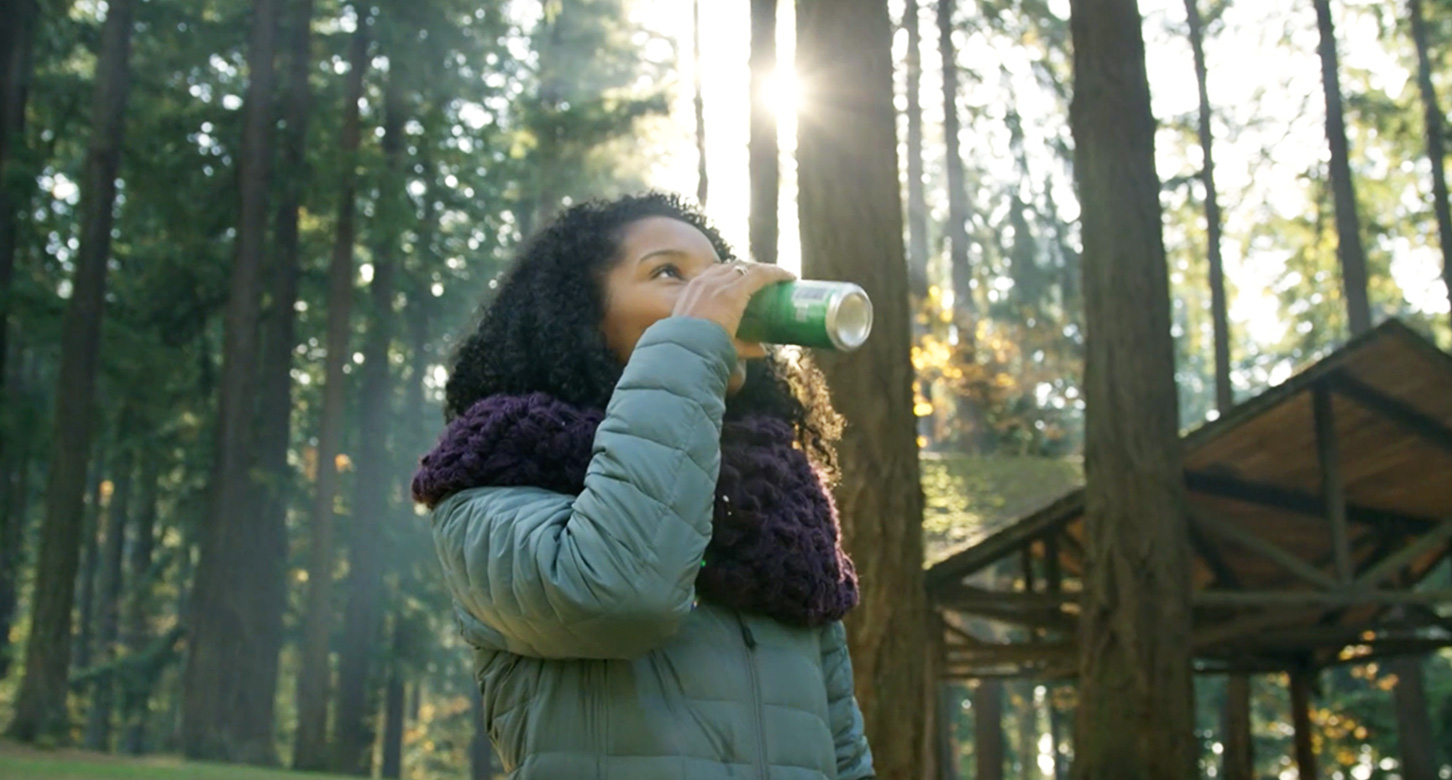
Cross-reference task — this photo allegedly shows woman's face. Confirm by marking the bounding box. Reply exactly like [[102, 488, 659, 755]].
[[600, 216, 755, 394]]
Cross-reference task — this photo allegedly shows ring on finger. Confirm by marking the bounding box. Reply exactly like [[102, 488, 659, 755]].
[[732, 264, 748, 276]]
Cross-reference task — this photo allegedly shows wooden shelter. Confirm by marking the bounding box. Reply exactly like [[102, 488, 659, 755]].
[[925, 319, 1452, 775]]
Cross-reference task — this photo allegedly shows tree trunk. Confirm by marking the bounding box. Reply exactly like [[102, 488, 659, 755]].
[[1408, 0, 1452, 328], [692, 0, 708, 206], [1289, 670, 1317, 780], [904, 0, 928, 299], [1184, 0, 1232, 413], [119, 449, 161, 755], [749, 0, 778, 265], [977, 679, 1006, 780], [795, 1, 927, 777], [84, 436, 136, 751], [938, 0, 973, 313], [1222, 675, 1254, 780], [179, 0, 282, 764], [293, 18, 367, 770], [1016, 682, 1038, 779], [73, 458, 104, 674], [5, 0, 135, 743], [329, 49, 401, 776], [380, 619, 406, 780], [1386, 656, 1435, 780], [1066, 0, 1197, 778], [0, 356, 29, 681], [1311, 0, 1371, 336], [0, 0, 40, 417]]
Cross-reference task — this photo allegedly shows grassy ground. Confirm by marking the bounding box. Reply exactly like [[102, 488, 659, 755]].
[[0, 741, 358, 780]]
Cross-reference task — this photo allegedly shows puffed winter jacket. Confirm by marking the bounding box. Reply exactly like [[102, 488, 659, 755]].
[[430, 317, 875, 780]]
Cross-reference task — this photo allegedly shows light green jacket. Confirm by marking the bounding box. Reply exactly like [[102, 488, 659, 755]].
[[432, 317, 874, 780]]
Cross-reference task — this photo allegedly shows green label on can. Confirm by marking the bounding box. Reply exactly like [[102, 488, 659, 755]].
[[737, 281, 873, 351]]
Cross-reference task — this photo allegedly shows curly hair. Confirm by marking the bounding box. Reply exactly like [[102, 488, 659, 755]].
[[444, 192, 841, 477]]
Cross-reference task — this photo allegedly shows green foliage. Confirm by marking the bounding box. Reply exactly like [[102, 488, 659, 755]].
[[0, 742, 358, 779]]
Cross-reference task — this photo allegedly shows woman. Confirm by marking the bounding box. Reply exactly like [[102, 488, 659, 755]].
[[412, 192, 874, 780]]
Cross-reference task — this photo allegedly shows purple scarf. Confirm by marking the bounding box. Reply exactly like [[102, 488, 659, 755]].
[[412, 393, 858, 627]]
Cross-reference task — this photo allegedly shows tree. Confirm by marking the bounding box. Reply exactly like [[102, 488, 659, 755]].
[[904, 0, 929, 299], [0, 0, 39, 412], [692, 0, 707, 206], [796, 0, 927, 777], [179, 0, 283, 763], [939, 0, 973, 312], [84, 430, 136, 750], [118, 449, 162, 755], [6, 0, 137, 743], [1066, 0, 1196, 777], [749, 0, 778, 264], [1408, 0, 1452, 329], [329, 36, 403, 774], [1183, 0, 1232, 413], [976, 680, 1005, 780], [294, 16, 369, 771], [1312, 0, 1372, 336]]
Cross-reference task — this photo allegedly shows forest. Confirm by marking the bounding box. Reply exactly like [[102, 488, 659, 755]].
[[0, 0, 1449, 778]]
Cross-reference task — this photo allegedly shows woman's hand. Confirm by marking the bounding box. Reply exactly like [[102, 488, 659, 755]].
[[671, 262, 796, 358]]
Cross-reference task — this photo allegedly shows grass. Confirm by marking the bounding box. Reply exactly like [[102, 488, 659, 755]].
[[0, 741, 358, 780]]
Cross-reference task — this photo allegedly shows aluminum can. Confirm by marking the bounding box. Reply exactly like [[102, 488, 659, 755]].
[[736, 281, 873, 351]]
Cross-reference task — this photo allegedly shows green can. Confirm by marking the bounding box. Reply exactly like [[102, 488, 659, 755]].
[[736, 280, 874, 351]]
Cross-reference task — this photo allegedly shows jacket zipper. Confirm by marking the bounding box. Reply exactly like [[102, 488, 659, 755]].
[[736, 614, 769, 780]]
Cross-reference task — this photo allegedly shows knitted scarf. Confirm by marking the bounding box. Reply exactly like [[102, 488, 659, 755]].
[[411, 393, 858, 628]]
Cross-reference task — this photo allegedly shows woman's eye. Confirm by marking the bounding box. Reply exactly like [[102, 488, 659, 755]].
[[652, 264, 683, 280]]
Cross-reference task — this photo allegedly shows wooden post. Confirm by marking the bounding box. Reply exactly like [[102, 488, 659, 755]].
[[1289, 669, 1318, 780], [938, 682, 960, 780], [1223, 674, 1254, 780], [975, 679, 1006, 780], [1312, 385, 1353, 582]]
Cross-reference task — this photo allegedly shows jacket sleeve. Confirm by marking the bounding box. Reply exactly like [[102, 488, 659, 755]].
[[822, 620, 874, 780], [431, 317, 734, 660]]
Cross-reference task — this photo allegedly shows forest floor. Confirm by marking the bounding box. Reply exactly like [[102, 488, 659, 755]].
[[0, 741, 357, 780]]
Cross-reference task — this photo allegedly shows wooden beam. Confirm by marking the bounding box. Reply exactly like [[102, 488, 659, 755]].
[[1325, 639, 1452, 667], [1193, 608, 1341, 649], [1188, 520, 1241, 588], [1327, 370, 1452, 456], [1352, 520, 1452, 590], [926, 492, 1083, 587], [1194, 589, 1452, 607], [937, 584, 1076, 611], [1313, 384, 1354, 582], [1021, 545, 1037, 594], [1184, 471, 1435, 533], [1045, 534, 1064, 593], [1190, 509, 1339, 590]]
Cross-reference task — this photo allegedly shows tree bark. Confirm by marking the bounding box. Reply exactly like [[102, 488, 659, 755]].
[[179, 0, 282, 763], [1408, 0, 1452, 328], [249, 0, 311, 762], [0, 0, 40, 419], [1311, 0, 1372, 336], [5, 0, 135, 743], [329, 47, 400, 776], [795, 1, 927, 777], [976, 680, 1005, 780], [904, 0, 929, 299], [1066, 0, 1197, 778], [692, 0, 708, 206], [1222, 674, 1254, 780], [0, 350, 31, 681], [938, 0, 973, 313], [380, 619, 406, 780], [73, 459, 104, 674], [84, 435, 136, 751], [119, 449, 161, 755], [1387, 655, 1435, 780], [292, 19, 367, 771], [1289, 669, 1317, 780], [749, 0, 778, 264], [1184, 0, 1232, 413], [1016, 682, 1038, 779]]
